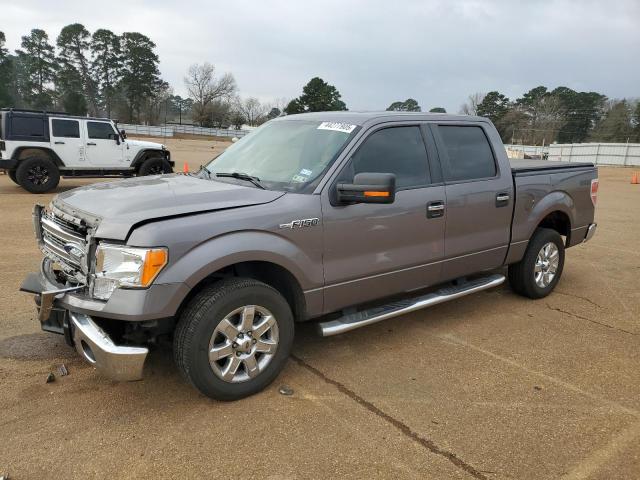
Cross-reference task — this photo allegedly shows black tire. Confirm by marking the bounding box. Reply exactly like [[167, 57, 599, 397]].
[[15, 157, 60, 193], [174, 277, 294, 401], [8, 170, 19, 185], [508, 227, 565, 299], [138, 157, 173, 176]]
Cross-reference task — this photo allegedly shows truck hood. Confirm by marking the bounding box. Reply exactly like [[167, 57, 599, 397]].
[[125, 139, 165, 149], [53, 174, 286, 240]]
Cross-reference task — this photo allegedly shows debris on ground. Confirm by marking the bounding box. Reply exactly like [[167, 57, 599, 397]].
[[58, 364, 68, 376], [279, 385, 294, 396], [0, 472, 9, 480], [46, 372, 55, 383]]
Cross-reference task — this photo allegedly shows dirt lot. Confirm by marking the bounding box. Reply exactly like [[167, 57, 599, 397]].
[[1, 142, 639, 479]]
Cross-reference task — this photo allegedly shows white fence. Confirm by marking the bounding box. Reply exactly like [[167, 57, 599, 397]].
[[119, 123, 251, 139], [548, 143, 640, 166]]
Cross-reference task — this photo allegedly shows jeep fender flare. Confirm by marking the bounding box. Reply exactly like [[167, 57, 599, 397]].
[[11, 146, 65, 167], [131, 149, 170, 170]]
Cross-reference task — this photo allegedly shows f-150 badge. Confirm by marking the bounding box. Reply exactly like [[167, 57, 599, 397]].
[[279, 218, 319, 229]]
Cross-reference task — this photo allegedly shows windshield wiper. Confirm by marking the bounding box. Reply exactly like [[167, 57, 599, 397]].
[[215, 172, 265, 190]]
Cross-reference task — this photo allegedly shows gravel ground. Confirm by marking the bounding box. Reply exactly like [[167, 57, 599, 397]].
[[0, 143, 638, 479]]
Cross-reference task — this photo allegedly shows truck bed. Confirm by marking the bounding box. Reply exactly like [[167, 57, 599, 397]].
[[510, 159, 594, 176]]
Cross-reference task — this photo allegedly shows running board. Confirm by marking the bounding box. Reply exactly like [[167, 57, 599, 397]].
[[317, 274, 505, 337]]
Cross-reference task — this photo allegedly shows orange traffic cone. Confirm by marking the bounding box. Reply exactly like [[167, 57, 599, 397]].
[[632, 172, 639, 185], [183, 162, 189, 174]]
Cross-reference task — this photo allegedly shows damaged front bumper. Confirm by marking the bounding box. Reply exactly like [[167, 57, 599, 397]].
[[20, 271, 148, 381]]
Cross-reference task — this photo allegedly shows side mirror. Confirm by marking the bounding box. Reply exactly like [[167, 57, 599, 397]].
[[120, 129, 127, 139], [108, 133, 120, 144], [336, 172, 396, 205]]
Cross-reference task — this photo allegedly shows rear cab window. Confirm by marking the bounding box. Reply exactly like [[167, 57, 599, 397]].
[[10, 115, 46, 140], [436, 125, 497, 182]]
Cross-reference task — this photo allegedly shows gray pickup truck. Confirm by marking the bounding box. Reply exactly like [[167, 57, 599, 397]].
[[20, 112, 598, 400]]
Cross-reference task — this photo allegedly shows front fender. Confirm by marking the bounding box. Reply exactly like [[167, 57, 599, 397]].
[[157, 230, 323, 292]]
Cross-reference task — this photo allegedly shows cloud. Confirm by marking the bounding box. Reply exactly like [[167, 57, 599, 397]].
[[2, 0, 639, 112]]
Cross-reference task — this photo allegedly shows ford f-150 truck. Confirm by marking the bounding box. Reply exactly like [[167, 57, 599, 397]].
[[20, 112, 598, 400]]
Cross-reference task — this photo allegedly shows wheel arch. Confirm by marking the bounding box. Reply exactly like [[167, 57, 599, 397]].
[[131, 149, 167, 170], [175, 260, 308, 324], [12, 147, 64, 167]]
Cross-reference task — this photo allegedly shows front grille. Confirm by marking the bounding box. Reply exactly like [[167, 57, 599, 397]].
[[37, 207, 89, 281]]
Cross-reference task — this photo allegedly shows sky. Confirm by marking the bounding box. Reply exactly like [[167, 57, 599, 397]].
[[1, 0, 639, 112]]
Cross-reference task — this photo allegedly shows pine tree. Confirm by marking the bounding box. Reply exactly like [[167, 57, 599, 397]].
[[91, 29, 122, 117], [119, 32, 161, 122], [0, 31, 15, 107], [57, 23, 99, 115], [15, 29, 56, 109], [286, 77, 347, 114]]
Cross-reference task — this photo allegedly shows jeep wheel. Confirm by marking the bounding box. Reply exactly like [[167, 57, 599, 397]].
[[8, 169, 19, 185], [174, 278, 294, 401], [508, 227, 565, 299], [138, 157, 172, 176], [16, 157, 60, 193]]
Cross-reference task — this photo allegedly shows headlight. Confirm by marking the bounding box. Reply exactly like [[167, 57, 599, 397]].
[[92, 243, 168, 300]]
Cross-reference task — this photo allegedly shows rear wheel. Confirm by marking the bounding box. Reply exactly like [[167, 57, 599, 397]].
[[138, 157, 172, 176], [8, 170, 19, 184], [174, 278, 294, 401], [15, 157, 60, 193], [508, 227, 565, 299]]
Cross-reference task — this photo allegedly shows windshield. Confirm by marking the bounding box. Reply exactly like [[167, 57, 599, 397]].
[[205, 120, 357, 192]]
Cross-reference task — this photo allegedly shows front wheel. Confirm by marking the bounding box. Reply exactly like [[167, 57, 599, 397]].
[[138, 157, 172, 176], [174, 278, 294, 401], [508, 227, 565, 299]]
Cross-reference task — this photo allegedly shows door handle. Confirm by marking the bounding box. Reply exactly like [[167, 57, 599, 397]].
[[427, 201, 445, 218], [54, 141, 65, 145], [496, 193, 510, 207], [87, 142, 97, 146]]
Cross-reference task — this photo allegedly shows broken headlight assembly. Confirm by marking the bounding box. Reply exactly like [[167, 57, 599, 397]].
[[92, 243, 168, 300]]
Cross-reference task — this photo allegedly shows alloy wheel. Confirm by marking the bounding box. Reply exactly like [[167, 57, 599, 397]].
[[208, 305, 279, 383]]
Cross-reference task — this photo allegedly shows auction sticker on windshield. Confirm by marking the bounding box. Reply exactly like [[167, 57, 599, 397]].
[[317, 122, 357, 134]]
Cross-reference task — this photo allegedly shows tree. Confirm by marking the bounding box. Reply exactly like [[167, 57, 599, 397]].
[[633, 101, 640, 142], [551, 87, 606, 143], [16, 29, 56, 109], [429, 107, 446, 113], [286, 77, 347, 113], [476, 91, 510, 124], [57, 24, 99, 115], [56, 64, 87, 115], [119, 32, 162, 122], [589, 100, 634, 142], [387, 98, 421, 112], [235, 97, 270, 126], [230, 112, 245, 130], [267, 107, 281, 119], [284, 98, 304, 115], [0, 31, 16, 107], [185, 63, 236, 126], [91, 29, 122, 117], [459, 92, 485, 115]]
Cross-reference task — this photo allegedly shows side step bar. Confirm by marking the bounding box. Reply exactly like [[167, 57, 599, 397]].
[[317, 274, 505, 337]]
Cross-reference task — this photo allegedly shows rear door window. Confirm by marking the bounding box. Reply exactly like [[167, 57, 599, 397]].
[[87, 121, 116, 139], [346, 126, 431, 189], [437, 125, 496, 182], [52, 119, 80, 138], [11, 116, 45, 138]]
